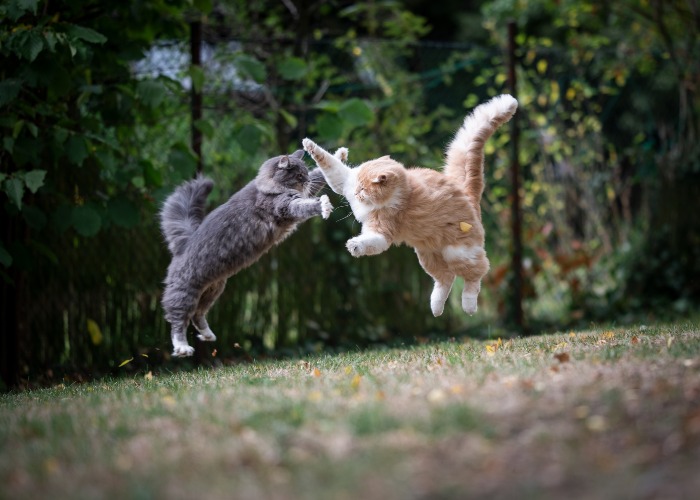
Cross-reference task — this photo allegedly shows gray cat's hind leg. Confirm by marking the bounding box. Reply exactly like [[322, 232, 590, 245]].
[[162, 282, 202, 357], [192, 280, 226, 342]]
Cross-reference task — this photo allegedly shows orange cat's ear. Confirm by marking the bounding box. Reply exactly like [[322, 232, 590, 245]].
[[377, 155, 391, 161], [371, 174, 387, 184]]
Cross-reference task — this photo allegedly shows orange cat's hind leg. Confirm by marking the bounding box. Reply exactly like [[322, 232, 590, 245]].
[[416, 249, 455, 317], [441, 244, 490, 316]]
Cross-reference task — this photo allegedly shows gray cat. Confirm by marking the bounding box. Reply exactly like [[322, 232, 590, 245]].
[[159, 149, 335, 357]]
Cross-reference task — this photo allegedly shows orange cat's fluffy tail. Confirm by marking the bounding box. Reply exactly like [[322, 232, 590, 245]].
[[444, 94, 518, 214]]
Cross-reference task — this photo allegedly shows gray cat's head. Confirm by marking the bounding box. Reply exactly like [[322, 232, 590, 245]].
[[256, 150, 317, 194]]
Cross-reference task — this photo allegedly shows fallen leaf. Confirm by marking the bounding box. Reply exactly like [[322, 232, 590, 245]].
[[234, 342, 241, 349], [212, 349, 217, 357], [87, 319, 103, 346], [118, 358, 133, 368], [459, 222, 472, 233], [554, 352, 570, 363], [667, 336, 675, 348], [140, 353, 148, 358], [351, 374, 361, 390], [427, 388, 446, 403], [308, 390, 322, 402], [162, 395, 176, 409], [312, 368, 321, 377], [631, 336, 639, 344], [344, 366, 353, 375]]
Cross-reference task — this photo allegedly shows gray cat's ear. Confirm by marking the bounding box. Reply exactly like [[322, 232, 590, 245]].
[[290, 149, 304, 160], [278, 156, 290, 169]]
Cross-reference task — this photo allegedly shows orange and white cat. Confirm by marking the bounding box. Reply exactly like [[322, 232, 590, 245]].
[[303, 94, 518, 317]]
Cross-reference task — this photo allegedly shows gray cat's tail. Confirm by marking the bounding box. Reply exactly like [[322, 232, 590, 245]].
[[444, 94, 518, 215], [160, 175, 214, 256]]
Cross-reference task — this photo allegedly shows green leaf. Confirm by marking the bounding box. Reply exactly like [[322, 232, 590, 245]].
[[107, 197, 140, 228], [0, 173, 5, 184], [3, 137, 13, 154], [7, 0, 39, 21], [235, 55, 267, 83], [0, 244, 12, 267], [236, 124, 262, 155], [65, 135, 89, 166], [277, 57, 307, 80], [192, 0, 213, 13], [65, 25, 107, 45], [22, 205, 46, 230], [189, 65, 205, 93], [72, 205, 101, 237], [316, 114, 344, 141], [194, 119, 215, 138], [24, 31, 44, 62], [279, 109, 298, 129], [143, 161, 163, 188], [339, 98, 374, 127], [51, 204, 73, 233], [3, 177, 24, 210], [23, 169, 46, 193], [0, 79, 22, 108], [136, 80, 166, 109], [168, 147, 197, 180]]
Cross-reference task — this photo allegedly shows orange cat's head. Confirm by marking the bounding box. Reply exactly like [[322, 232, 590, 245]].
[[355, 156, 407, 209]]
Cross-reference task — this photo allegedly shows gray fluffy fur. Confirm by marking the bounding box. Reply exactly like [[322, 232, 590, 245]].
[[159, 149, 330, 357]]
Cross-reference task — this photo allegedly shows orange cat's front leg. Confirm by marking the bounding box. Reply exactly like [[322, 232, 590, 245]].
[[346, 229, 391, 257]]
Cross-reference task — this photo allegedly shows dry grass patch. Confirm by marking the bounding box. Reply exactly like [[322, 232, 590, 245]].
[[1, 322, 699, 499]]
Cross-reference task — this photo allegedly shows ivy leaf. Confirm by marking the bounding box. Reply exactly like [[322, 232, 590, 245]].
[[0, 244, 12, 267], [316, 113, 344, 141], [7, 0, 39, 21], [0, 79, 22, 108], [65, 25, 107, 45], [279, 109, 298, 129], [277, 57, 307, 80], [23, 169, 46, 193], [72, 205, 101, 237], [339, 98, 374, 127], [236, 124, 262, 155], [65, 135, 89, 166], [136, 80, 166, 109], [51, 204, 73, 233], [189, 66, 205, 93], [22, 205, 46, 230], [107, 197, 140, 228], [168, 146, 197, 180], [235, 55, 266, 83], [3, 177, 24, 210]]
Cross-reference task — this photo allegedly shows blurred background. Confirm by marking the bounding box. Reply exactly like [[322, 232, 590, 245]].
[[1, 0, 698, 388]]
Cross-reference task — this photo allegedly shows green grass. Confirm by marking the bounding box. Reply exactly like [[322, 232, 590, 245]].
[[2, 322, 700, 499]]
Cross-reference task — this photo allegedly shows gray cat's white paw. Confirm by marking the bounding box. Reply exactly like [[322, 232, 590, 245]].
[[196, 328, 217, 342], [172, 344, 195, 357], [320, 195, 333, 219], [334, 147, 348, 163]]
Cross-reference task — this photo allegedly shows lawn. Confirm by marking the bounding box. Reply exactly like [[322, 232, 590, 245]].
[[1, 322, 699, 499]]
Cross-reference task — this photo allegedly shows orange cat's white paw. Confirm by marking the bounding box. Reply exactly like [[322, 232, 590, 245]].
[[334, 147, 348, 163], [462, 295, 478, 315], [320, 195, 333, 219], [346, 237, 365, 257]]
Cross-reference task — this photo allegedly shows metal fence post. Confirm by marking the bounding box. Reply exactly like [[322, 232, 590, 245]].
[[507, 20, 524, 331]]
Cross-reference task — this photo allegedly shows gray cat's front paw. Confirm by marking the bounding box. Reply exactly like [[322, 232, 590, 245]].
[[172, 343, 195, 357], [320, 195, 333, 219]]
